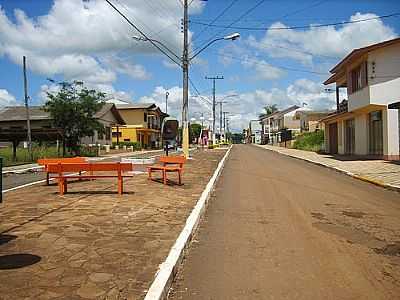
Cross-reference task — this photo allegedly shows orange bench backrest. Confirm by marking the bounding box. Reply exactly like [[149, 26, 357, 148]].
[[46, 162, 133, 173], [38, 157, 86, 166], [159, 156, 186, 166]]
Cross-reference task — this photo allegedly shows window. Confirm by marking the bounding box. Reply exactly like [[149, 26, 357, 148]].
[[105, 126, 111, 140], [112, 132, 122, 137], [144, 113, 147, 122], [350, 61, 368, 93], [369, 111, 383, 155], [98, 130, 104, 140]]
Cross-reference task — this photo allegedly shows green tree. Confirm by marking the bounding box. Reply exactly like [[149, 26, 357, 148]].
[[190, 123, 202, 143], [44, 81, 106, 156], [259, 104, 278, 119]]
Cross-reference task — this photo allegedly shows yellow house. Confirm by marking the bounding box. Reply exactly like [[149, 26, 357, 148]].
[[112, 103, 167, 149]]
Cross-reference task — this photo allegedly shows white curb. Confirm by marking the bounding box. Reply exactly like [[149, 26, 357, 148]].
[[143, 145, 233, 300]]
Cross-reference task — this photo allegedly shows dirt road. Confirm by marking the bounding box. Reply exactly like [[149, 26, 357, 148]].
[[169, 145, 400, 300]]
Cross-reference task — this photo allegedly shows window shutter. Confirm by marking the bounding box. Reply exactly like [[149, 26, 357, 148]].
[[361, 61, 368, 88], [347, 69, 353, 94]]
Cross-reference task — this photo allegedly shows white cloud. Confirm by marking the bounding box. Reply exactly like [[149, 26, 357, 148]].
[[0, 89, 18, 106], [249, 12, 397, 66], [214, 79, 340, 131], [0, 0, 205, 87], [37, 82, 135, 105], [137, 85, 214, 123], [242, 58, 286, 80], [134, 78, 338, 132], [100, 55, 150, 80], [162, 59, 181, 70]]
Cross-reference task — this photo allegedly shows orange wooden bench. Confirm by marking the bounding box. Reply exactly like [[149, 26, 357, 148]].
[[46, 162, 133, 195], [147, 156, 186, 185], [38, 157, 87, 185]]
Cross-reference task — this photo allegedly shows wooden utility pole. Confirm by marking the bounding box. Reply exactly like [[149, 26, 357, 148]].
[[23, 56, 33, 161], [205, 76, 224, 144]]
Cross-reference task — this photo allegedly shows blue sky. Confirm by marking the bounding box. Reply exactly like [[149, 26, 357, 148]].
[[0, 0, 399, 130]]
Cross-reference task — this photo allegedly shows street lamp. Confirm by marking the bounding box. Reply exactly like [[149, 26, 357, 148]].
[[190, 33, 240, 61], [133, 28, 240, 158]]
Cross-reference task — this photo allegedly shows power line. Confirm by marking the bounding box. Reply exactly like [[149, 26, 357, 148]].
[[129, 0, 182, 53], [188, 77, 212, 105], [252, 41, 340, 60], [209, 50, 329, 75], [191, 0, 239, 44], [277, 0, 327, 21], [193, 0, 267, 53], [190, 12, 400, 31], [105, 0, 182, 67]]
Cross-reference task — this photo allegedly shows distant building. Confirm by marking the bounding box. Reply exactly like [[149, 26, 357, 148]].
[[260, 105, 301, 145], [0, 103, 124, 146], [111, 103, 168, 149], [293, 110, 333, 133], [248, 120, 262, 144], [322, 37, 400, 160]]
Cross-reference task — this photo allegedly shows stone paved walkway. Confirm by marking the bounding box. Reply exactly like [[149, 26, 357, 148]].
[[255, 145, 400, 191], [0, 149, 225, 300]]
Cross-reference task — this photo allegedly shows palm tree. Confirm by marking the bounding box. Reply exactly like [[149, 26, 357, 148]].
[[259, 104, 278, 119]]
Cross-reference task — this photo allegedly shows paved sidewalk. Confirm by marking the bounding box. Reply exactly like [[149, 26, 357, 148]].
[[0, 149, 226, 299], [255, 144, 400, 191]]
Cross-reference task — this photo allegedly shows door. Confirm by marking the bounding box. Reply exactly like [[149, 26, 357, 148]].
[[345, 119, 355, 155], [329, 122, 338, 154], [369, 111, 383, 155]]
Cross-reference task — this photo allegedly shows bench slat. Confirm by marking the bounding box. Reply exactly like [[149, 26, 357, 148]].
[[159, 156, 186, 164], [53, 175, 134, 179], [47, 162, 133, 173], [38, 157, 86, 165]]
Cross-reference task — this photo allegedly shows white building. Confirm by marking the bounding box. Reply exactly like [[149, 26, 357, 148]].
[[322, 38, 400, 160], [249, 120, 262, 144], [260, 105, 301, 145]]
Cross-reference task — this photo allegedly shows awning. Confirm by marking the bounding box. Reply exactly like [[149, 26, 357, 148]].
[[319, 111, 353, 123]]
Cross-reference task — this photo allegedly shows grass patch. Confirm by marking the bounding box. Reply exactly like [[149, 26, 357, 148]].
[[0, 146, 65, 167], [293, 130, 324, 152]]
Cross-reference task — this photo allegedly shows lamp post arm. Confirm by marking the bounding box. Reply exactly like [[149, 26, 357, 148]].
[[190, 38, 224, 61]]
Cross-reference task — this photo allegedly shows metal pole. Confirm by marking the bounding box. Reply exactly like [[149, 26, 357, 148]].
[[23, 56, 33, 161], [182, 0, 189, 158], [165, 91, 169, 115]]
